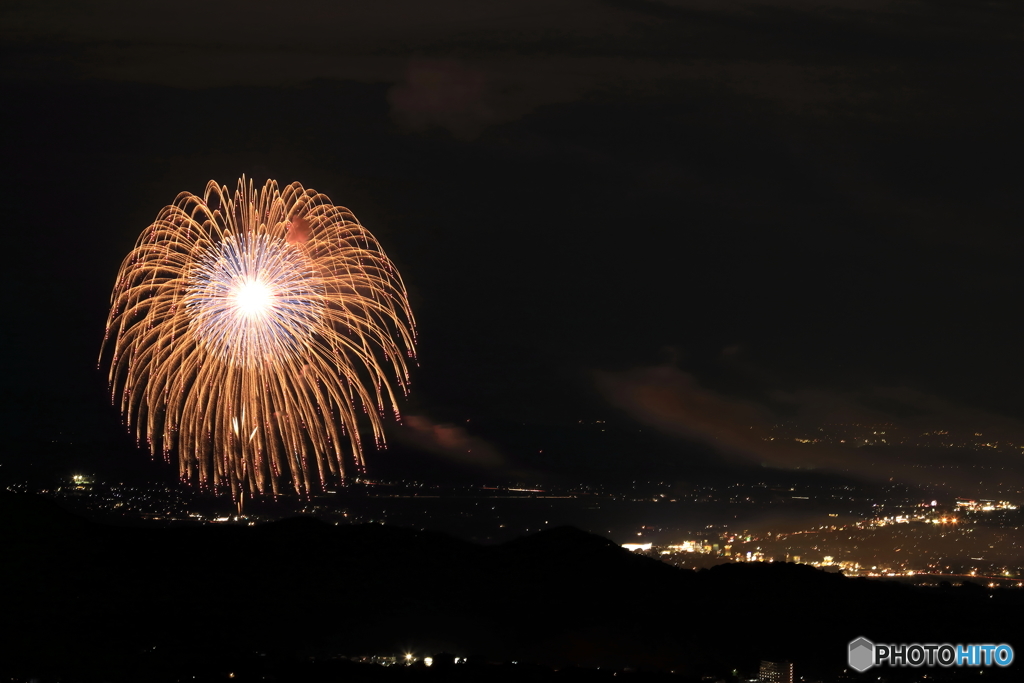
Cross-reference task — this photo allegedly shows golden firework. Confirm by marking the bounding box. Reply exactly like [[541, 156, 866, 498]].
[[101, 178, 416, 498]]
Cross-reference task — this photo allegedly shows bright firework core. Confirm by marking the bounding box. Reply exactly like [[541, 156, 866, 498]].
[[234, 279, 272, 316], [186, 231, 324, 367]]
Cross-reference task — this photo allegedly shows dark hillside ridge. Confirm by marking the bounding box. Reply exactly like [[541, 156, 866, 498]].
[[3, 491, 1020, 682]]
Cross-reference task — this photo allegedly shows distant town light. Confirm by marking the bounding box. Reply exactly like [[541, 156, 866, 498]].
[[622, 543, 652, 552]]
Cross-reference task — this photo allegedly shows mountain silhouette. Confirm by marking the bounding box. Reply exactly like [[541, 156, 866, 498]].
[[3, 491, 1020, 682]]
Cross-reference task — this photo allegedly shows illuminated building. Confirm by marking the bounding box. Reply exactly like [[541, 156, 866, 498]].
[[759, 660, 793, 683], [666, 540, 703, 553]]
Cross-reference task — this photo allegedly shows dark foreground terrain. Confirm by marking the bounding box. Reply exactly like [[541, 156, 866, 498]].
[[4, 491, 1021, 682]]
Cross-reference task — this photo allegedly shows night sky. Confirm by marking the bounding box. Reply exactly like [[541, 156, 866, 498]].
[[2, 0, 1021, 489]]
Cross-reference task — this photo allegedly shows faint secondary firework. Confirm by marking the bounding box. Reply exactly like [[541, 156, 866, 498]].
[[101, 178, 416, 499]]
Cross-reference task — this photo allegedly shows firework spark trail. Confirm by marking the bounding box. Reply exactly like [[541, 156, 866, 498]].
[[101, 178, 416, 499]]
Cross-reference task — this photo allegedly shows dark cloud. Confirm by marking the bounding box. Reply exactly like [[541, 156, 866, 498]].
[[388, 59, 493, 139], [386, 56, 602, 138], [7, 0, 1010, 252]]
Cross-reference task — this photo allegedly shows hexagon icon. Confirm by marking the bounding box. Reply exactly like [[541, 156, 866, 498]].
[[848, 637, 875, 672]]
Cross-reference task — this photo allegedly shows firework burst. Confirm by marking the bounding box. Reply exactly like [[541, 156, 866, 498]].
[[102, 178, 416, 498]]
